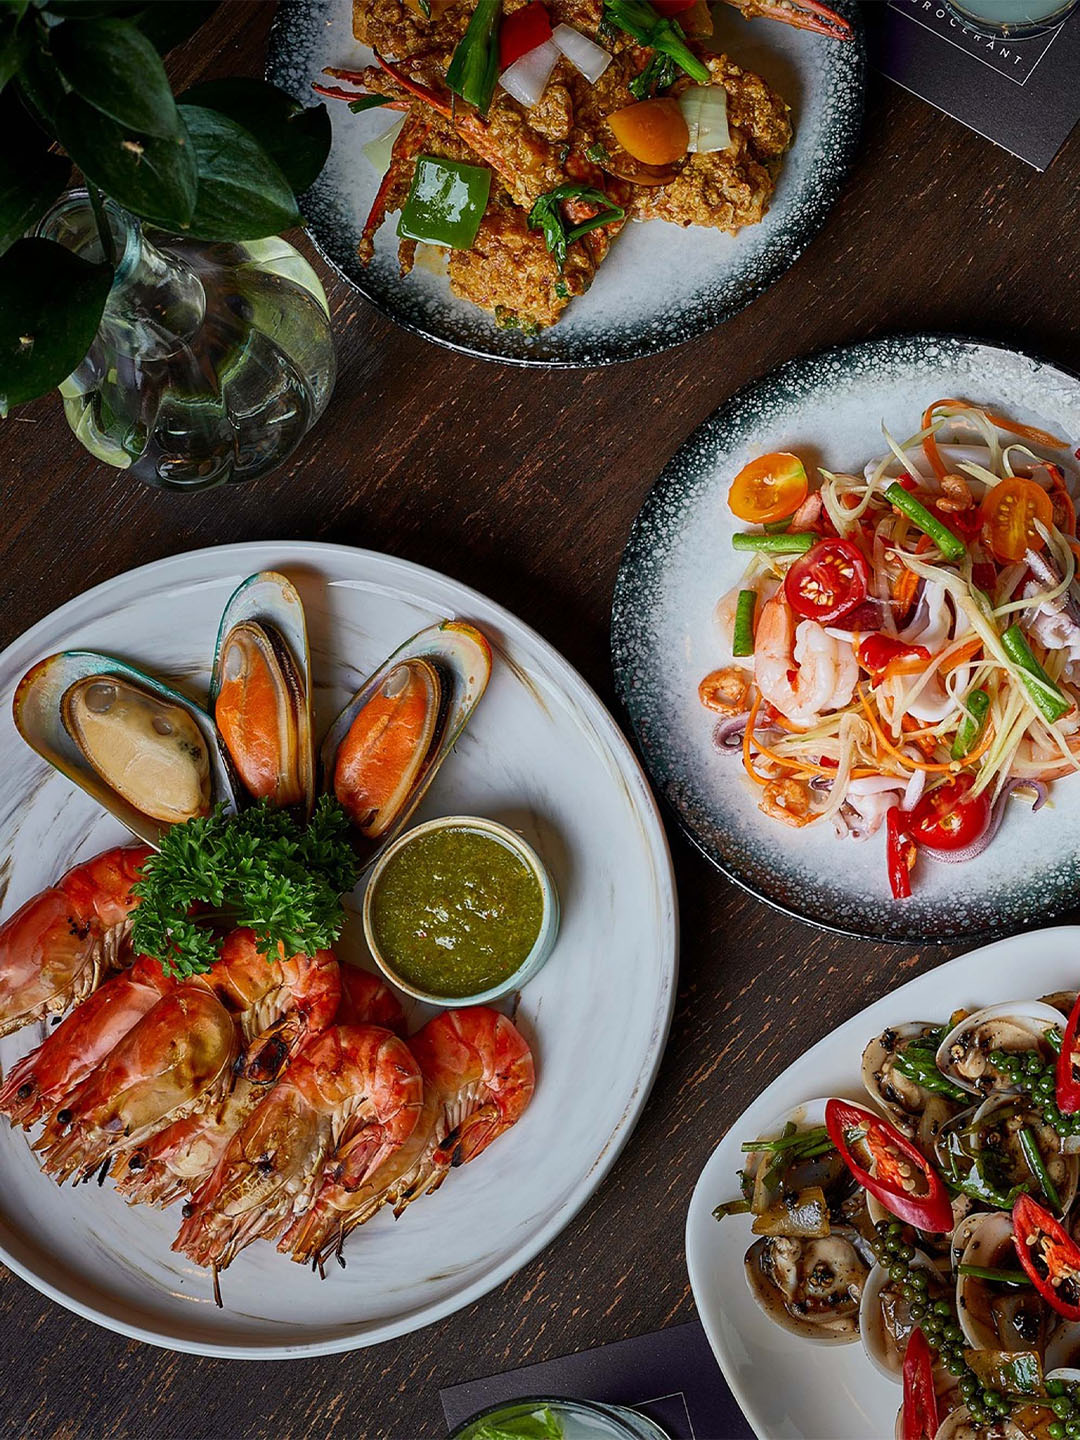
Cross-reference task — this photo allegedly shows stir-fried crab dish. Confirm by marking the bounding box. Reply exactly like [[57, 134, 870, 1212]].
[[313, 0, 851, 332]]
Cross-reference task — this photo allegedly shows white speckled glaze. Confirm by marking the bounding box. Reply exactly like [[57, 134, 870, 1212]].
[[0, 542, 677, 1357], [265, 0, 864, 366], [611, 334, 1080, 942], [686, 927, 1080, 1440]]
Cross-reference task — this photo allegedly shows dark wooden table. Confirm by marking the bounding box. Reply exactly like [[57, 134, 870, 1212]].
[[2, 4, 1079, 1437]]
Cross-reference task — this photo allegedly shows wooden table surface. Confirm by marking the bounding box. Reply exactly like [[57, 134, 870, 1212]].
[[2, 3, 1080, 1437]]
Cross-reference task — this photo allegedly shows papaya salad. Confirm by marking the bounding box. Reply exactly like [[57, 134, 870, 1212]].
[[698, 400, 1080, 899], [715, 989, 1080, 1439]]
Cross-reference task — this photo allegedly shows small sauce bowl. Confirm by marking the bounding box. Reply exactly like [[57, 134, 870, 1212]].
[[362, 814, 559, 1007]]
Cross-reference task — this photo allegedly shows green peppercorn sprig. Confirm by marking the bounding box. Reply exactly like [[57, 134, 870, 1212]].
[[987, 1044, 1080, 1141]]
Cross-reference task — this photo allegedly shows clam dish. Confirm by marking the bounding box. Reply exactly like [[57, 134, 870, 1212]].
[[716, 989, 1080, 1439]]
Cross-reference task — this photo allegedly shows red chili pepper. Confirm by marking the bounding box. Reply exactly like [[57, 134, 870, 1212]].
[[896, 473, 919, 493], [824, 1099, 953, 1232], [902, 1328, 938, 1440], [934, 502, 982, 541], [499, 1, 552, 69], [649, 0, 697, 12], [1057, 992, 1080, 1114], [886, 807, 915, 901], [1012, 1193, 1080, 1320], [856, 634, 931, 680]]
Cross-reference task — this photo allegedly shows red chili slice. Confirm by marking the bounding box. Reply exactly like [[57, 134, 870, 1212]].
[[499, 1, 552, 69], [1012, 1193, 1080, 1320], [1057, 991, 1080, 1115], [856, 634, 931, 680], [902, 1328, 938, 1440], [784, 538, 869, 624], [825, 1099, 953, 1232], [649, 0, 697, 12], [886, 807, 915, 901]]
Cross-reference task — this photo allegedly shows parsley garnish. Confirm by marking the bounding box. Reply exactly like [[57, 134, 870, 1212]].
[[629, 51, 677, 99], [347, 95, 396, 113], [527, 183, 625, 270], [131, 798, 360, 979]]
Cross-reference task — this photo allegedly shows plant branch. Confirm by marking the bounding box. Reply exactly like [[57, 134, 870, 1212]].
[[86, 182, 116, 268]]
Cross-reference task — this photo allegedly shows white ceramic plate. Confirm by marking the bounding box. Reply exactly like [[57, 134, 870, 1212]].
[[685, 925, 1080, 1440], [612, 334, 1080, 943], [0, 541, 677, 1357], [265, 0, 864, 366]]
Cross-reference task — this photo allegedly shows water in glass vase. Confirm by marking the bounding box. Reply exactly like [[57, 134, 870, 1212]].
[[38, 191, 336, 490]]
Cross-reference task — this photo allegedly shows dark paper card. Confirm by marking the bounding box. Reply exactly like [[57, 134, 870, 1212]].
[[865, 0, 1080, 169], [439, 1320, 753, 1440]]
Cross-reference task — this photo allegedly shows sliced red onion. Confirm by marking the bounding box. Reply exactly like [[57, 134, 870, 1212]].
[[551, 23, 611, 82], [827, 599, 896, 635], [922, 779, 1049, 864], [499, 37, 560, 106]]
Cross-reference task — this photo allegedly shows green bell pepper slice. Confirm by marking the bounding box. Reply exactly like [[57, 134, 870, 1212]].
[[398, 156, 491, 250]]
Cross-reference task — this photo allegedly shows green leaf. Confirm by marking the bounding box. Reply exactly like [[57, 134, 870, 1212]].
[[51, 17, 182, 138], [0, 236, 110, 413], [178, 102, 300, 240], [0, 87, 69, 254], [53, 91, 197, 227], [178, 77, 330, 195], [0, 16, 30, 94], [131, 0, 218, 53]]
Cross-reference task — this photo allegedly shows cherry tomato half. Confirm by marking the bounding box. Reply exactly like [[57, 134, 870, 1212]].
[[784, 538, 869, 624], [499, 1, 552, 70], [728, 452, 809, 525], [980, 477, 1054, 564], [908, 774, 990, 852]]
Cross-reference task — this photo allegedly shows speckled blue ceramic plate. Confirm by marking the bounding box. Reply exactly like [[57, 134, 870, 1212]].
[[266, 0, 864, 367], [611, 334, 1080, 943]]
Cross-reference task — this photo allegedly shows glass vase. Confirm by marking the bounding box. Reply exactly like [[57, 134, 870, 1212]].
[[37, 190, 336, 491]]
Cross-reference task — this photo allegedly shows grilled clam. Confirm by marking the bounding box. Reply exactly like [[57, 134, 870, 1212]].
[[936, 1002, 1068, 1098], [862, 1022, 965, 1149], [740, 1099, 874, 1344], [322, 621, 491, 864], [209, 572, 314, 814], [859, 1248, 946, 1380], [956, 1210, 1051, 1355], [14, 651, 236, 847]]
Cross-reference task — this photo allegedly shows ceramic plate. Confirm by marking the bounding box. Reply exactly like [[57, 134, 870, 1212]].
[[685, 926, 1080, 1440], [611, 333, 1080, 944], [0, 541, 677, 1357], [265, 0, 864, 367]]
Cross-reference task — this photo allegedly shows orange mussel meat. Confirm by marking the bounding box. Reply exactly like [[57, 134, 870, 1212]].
[[214, 622, 308, 809], [333, 660, 442, 839]]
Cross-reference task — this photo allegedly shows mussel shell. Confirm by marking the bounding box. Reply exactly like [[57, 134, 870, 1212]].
[[208, 571, 314, 815], [321, 621, 491, 869], [14, 651, 237, 848], [936, 1002, 1068, 1097]]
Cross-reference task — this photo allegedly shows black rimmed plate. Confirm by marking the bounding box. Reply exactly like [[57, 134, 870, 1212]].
[[610, 333, 1080, 942], [266, 0, 864, 367]]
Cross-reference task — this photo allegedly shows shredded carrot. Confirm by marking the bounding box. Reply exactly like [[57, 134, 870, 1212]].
[[983, 410, 1069, 450], [893, 567, 920, 614], [742, 695, 768, 786], [752, 729, 880, 781], [938, 636, 983, 674], [901, 713, 938, 759], [882, 656, 930, 683], [921, 401, 950, 481], [859, 686, 995, 772]]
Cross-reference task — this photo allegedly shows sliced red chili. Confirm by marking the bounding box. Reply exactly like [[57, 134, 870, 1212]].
[[886, 807, 915, 901], [499, 1, 552, 69], [1057, 991, 1080, 1115], [825, 1099, 952, 1232], [784, 538, 869, 624], [856, 634, 931, 680], [1012, 1193, 1080, 1320], [902, 1328, 938, 1440]]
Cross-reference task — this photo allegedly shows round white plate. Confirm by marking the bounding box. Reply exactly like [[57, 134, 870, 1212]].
[[266, 0, 864, 366], [0, 541, 677, 1357], [685, 926, 1080, 1440], [612, 334, 1080, 943]]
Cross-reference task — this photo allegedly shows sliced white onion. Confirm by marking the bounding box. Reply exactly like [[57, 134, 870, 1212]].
[[498, 37, 560, 107], [551, 23, 612, 83], [678, 84, 730, 154], [362, 115, 406, 175]]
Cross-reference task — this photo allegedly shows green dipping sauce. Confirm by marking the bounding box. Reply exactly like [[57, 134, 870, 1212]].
[[370, 825, 544, 998]]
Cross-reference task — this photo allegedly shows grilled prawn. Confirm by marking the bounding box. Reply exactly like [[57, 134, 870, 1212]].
[[174, 1024, 422, 1280], [285, 1005, 534, 1268], [0, 844, 152, 1038]]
